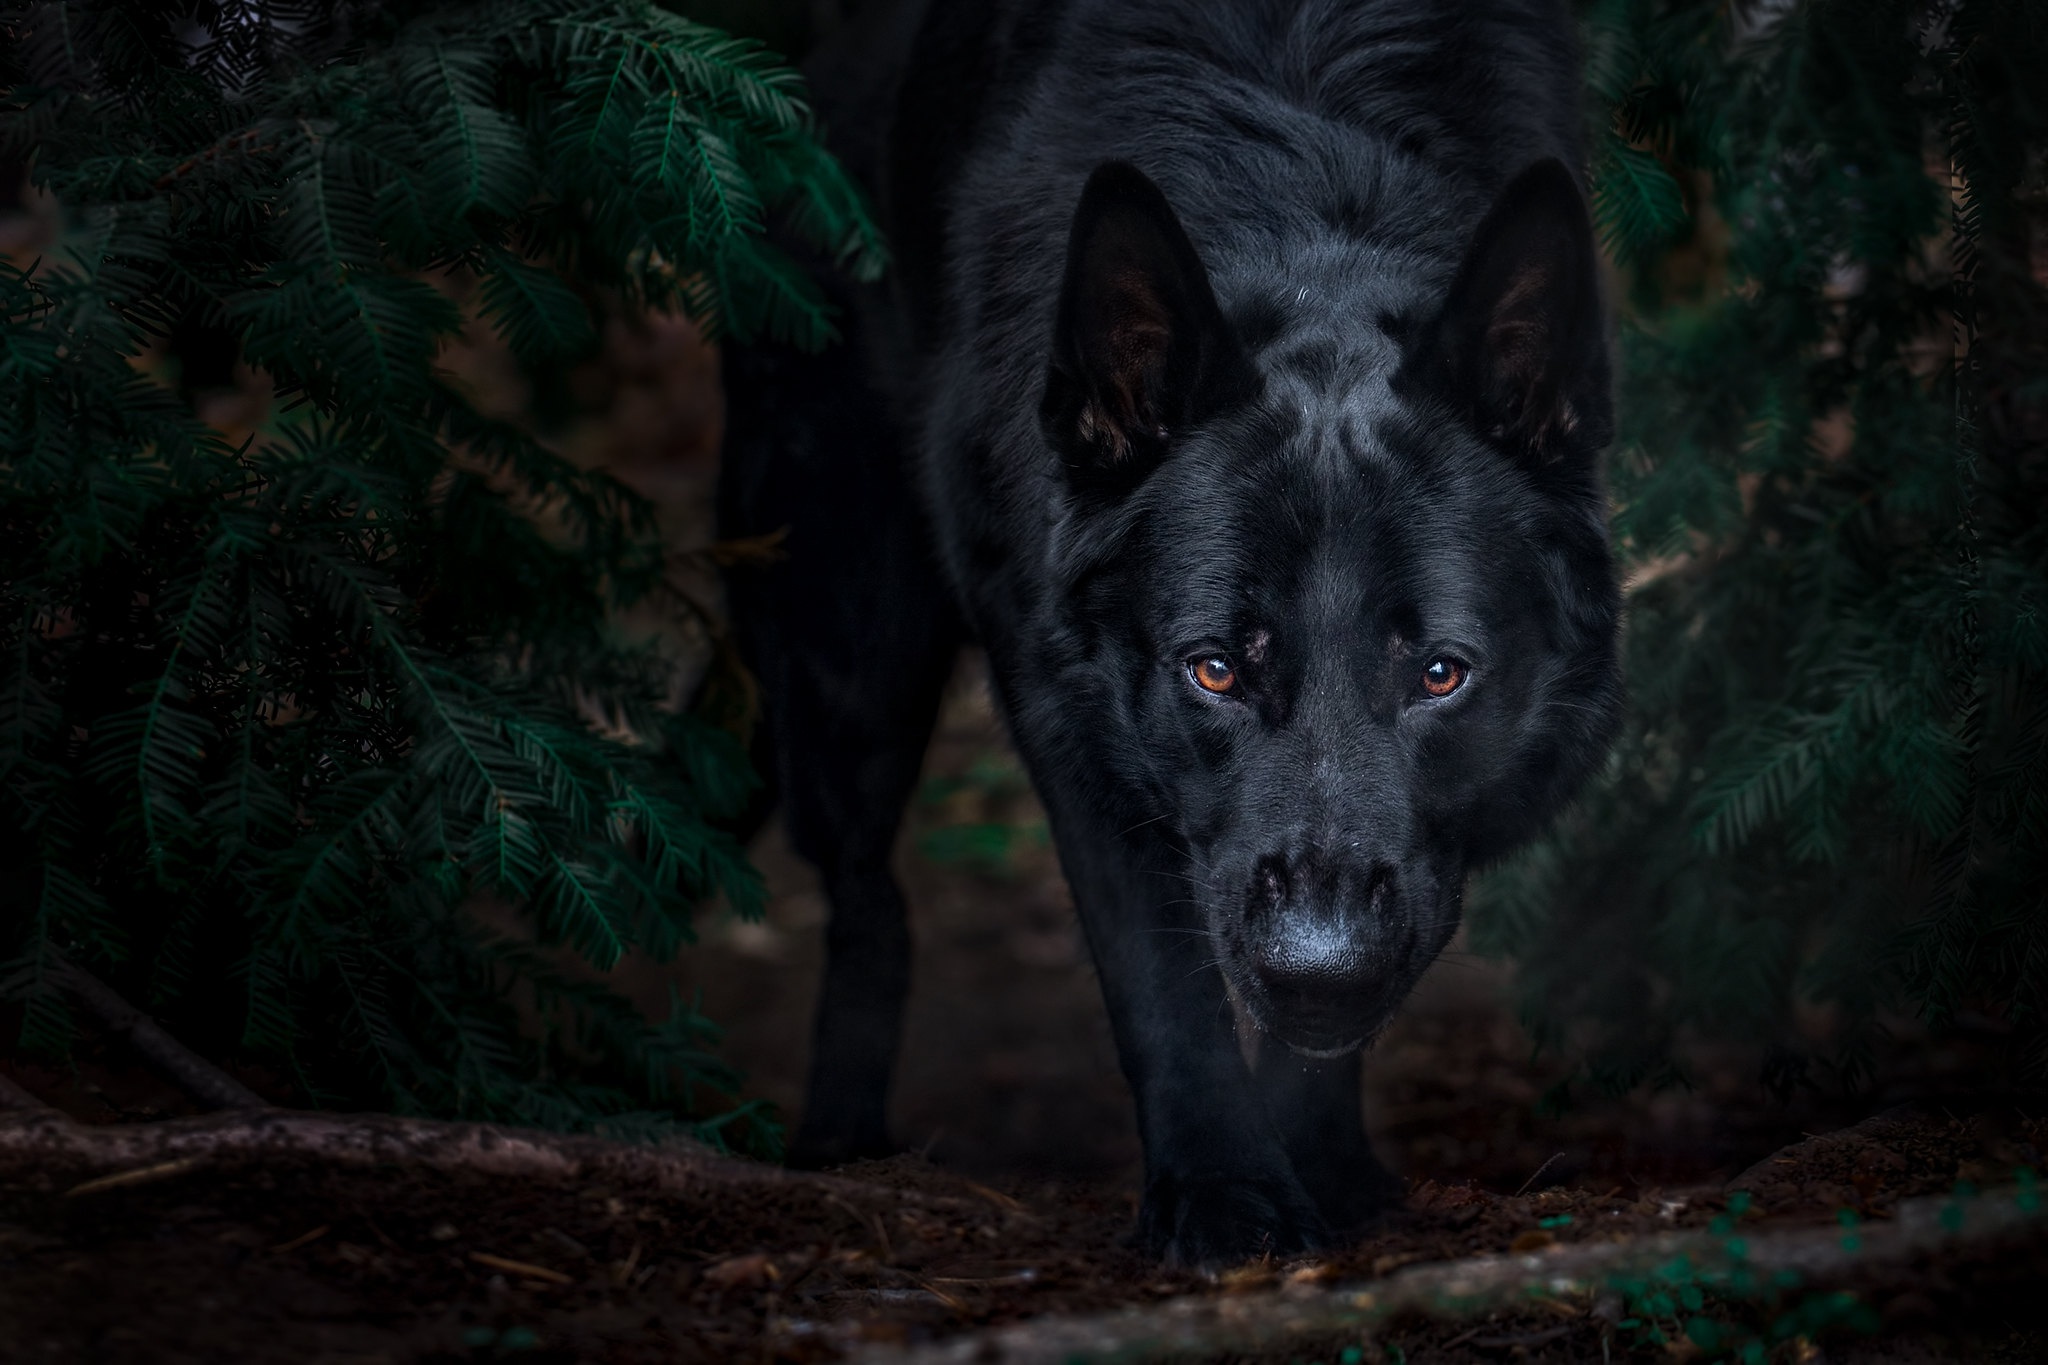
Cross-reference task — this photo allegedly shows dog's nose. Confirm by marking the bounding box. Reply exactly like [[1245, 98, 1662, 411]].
[[1243, 855, 1395, 1042], [1251, 924, 1365, 1011]]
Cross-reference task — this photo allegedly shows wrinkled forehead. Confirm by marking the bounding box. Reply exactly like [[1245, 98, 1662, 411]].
[[1147, 394, 1513, 647]]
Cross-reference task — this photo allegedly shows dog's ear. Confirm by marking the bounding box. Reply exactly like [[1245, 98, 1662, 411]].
[[1041, 161, 1255, 490], [1409, 158, 1611, 464]]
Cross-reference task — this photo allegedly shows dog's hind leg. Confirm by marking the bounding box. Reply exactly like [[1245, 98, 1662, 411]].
[[719, 335, 961, 1168]]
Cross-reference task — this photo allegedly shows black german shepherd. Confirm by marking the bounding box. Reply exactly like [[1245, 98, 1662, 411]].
[[719, 0, 1623, 1265]]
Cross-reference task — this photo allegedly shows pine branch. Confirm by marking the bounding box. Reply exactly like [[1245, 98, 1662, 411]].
[[1592, 132, 1687, 264], [1470, 0, 2048, 1089]]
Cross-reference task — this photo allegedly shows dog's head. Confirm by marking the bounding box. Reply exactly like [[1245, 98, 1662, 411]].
[[1038, 159, 1623, 1056]]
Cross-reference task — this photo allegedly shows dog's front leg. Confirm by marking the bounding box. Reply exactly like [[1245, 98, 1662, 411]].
[[1252, 1049, 1404, 1237], [1047, 803, 1326, 1266]]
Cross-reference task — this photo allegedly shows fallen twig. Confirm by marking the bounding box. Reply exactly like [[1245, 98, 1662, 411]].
[[864, 1184, 2048, 1365], [470, 1251, 575, 1284], [50, 954, 265, 1111], [1513, 1151, 1567, 1197], [269, 1224, 331, 1254], [65, 1156, 208, 1198], [0, 1107, 975, 1214]]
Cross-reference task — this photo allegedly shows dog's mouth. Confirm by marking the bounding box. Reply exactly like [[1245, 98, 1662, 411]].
[[1268, 1002, 1398, 1058], [1283, 1035, 1364, 1060], [1226, 965, 1398, 1059]]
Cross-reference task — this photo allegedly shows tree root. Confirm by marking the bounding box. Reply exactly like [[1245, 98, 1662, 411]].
[[49, 954, 266, 1111], [0, 1073, 49, 1112], [1726, 1103, 1934, 1192], [0, 1107, 974, 1211], [868, 1184, 2048, 1365]]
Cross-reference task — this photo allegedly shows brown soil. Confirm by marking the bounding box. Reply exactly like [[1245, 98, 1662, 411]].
[[1, 1102, 2043, 1363]]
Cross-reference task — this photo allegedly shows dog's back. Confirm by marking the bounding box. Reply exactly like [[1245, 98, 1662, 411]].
[[805, 1, 1588, 594], [813, 0, 1583, 360]]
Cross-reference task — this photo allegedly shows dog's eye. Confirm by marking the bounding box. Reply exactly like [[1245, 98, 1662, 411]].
[[1189, 655, 1238, 696], [1421, 658, 1466, 698]]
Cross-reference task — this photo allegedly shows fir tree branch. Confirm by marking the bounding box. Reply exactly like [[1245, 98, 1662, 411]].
[[2, 0, 865, 1145]]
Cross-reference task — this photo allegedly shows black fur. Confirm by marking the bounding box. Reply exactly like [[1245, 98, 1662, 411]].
[[720, 0, 1623, 1265]]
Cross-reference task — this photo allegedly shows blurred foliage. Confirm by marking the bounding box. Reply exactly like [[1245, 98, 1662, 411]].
[[668, 0, 818, 57], [0, 0, 881, 1145], [1473, 0, 2048, 1095], [917, 754, 1051, 880], [1606, 1193, 1882, 1362]]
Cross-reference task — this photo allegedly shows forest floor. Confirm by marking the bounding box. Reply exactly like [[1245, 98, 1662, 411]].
[[3, 667, 2045, 1364], [3, 315, 2044, 1364]]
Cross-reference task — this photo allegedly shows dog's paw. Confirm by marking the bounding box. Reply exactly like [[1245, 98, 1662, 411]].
[[1296, 1146, 1407, 1239], [785, 1123, 894, 1171], [1138, 1168, 1328, 1267]]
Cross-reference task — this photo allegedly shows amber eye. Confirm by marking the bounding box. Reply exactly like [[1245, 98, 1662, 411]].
[[1190, 655, 1238, 695], [1421, 657, 1466, 698]]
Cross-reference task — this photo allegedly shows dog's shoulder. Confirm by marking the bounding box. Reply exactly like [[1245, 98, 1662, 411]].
[[813, 0, 1586, 311], [886, 1, 1071, 331]]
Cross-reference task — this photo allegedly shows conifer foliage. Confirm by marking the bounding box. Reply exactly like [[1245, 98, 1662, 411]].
[[0, 0, 881, 1144], [1474, 0, 2048, 1093]]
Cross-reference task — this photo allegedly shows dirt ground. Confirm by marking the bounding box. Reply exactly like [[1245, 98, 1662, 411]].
[[2, 1042, 2044, 1364]]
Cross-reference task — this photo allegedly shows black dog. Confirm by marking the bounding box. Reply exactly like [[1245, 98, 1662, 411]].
[[719, 0, 1622, 1266]]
